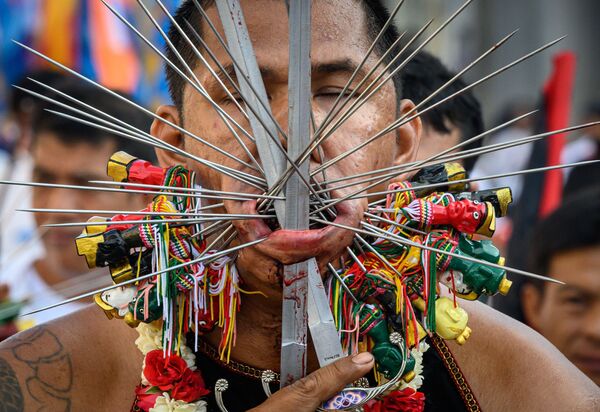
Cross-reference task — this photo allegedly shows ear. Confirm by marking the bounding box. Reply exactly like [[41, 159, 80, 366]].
[[391, 99, 421, 181], [521, 283, 544, 330], [151, 105, 188, 168]]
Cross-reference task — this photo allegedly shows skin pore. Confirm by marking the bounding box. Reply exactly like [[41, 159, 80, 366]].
[[522, 245, 600, 385], [0, 1, 598, 411], [30, 132, 147, 286]]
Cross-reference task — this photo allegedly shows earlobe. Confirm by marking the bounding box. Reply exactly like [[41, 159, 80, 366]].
[[521, 283, 543, 330], [392, 99, 422, 180], [151, 105, 187, 167]]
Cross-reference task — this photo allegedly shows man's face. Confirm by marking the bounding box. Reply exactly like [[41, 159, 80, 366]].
[[415, 123, 462, 162], [522, 245, 600, 385], [154, 0, 420, 304], [31, 132, 147, 279]]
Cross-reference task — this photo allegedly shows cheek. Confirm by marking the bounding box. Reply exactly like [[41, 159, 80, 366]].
[[325, 117, 397, 174], [182, 116, 258, 191], [538, 299, 582, 343]]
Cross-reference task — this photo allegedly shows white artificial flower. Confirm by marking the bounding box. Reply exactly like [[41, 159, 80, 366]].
[[140, 356, 149, 386], [135, 322, 163, 355], [179, 344, 198, 371], [400, 341, 430, 391], [149, 395, 207, 412]]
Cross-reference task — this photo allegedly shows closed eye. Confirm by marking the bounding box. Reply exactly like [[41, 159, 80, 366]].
[[314, 87, 355, 98]]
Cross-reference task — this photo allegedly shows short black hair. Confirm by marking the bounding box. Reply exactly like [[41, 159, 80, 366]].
[[10, 70, 67, 116], [164, 0, 402, 112], [30, 76, 157, 161], [401, 51, 484, 172], [527, 187, 600, 289], [585, 100, 600, 119]]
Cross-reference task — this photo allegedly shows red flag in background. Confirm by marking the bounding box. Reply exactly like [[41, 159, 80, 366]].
[[538, 52, 576, 217], [497, 51, 576, 322]]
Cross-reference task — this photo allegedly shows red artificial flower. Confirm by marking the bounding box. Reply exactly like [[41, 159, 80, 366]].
[[143, 350, 188, 390], [364, 388, 425, 412], [134, 385, 161, 412], [171, 369, 210, 402]]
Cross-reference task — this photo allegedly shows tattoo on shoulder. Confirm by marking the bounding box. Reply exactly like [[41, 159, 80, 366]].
[[1, 326, 73, 412], [0, 356, 24, 412]]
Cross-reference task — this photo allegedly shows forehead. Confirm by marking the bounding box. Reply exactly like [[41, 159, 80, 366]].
[[32, 132, 115, 173], [196, 0, 372, 81], [548, 245, 600, 294]]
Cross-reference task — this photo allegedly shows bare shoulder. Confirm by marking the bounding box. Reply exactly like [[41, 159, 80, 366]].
[[0, 304, 142, 412], [448, 300, 600, 412]]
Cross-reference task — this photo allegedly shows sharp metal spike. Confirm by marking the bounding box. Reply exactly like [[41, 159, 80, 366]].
[[359, 158, 600, 202], [18, 205, 222, 215], [13, 40, 266, 189], [0, 179, 267, 202], [312, 0, 476, 149], [364, 212, 428, 236], [88, 180, 284, 200], [313, 35, 566, 177], [42, 214, 273, 228], [313, 0, 406, 135], [311, 217, 564, 285], [320, 111, 598, 194], [20, 237, 266, 317], [314, 111, 540, 187], [18, 82, 264, 190], [136, 0, 264, 174], [322, 29, 519, 154]]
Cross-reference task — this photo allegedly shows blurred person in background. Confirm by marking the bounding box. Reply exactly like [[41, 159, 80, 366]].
[[471, 100, 537, 204], [0, 71, 66, 282], [0, 76, 155, 329], [521, 187, 600, 386], [401, 50, 484, 173], [562, 101, 600, 197]]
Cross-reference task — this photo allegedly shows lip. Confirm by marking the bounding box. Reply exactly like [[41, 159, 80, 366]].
[[229, 197, 362, 266]]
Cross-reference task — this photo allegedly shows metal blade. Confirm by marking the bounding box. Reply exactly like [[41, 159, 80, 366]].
[[279, 0, 312, 386], [215, 0, 286, 222]]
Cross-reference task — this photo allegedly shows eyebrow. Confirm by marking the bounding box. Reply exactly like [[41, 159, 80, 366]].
[[210, 59, 369, 90], [558, 284, 597, 298]]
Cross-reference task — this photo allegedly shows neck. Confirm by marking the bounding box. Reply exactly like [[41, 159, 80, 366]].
[[203, 293, 320, 372]]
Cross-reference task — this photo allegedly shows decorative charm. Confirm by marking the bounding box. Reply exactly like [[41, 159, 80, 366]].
[[76, 154, 515, 411], [215, 379, 230, 412], [261, 370, 277, 397]]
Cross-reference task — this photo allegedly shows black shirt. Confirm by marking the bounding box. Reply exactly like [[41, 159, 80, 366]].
[[194, 336, 470, 412]]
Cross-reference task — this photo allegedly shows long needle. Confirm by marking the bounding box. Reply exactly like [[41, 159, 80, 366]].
[[20, 237, 266, 317], [313, 35, 566, 177], [311, 217, 563, 285], [13, 40, 266, 189], [316, 119, 597, 193]]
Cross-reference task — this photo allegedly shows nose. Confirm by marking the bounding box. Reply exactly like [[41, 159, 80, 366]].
[[269, 93, 323, 169], [40, 186, 87, 223], [582, 301, 600, 344]]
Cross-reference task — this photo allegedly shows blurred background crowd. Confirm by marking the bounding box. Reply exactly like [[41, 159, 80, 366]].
[[0, 0, 598, 386]]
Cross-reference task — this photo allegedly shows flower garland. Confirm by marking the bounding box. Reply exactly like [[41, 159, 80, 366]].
[[363, 387, 426, 412], [134, 322, 209, 412]]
